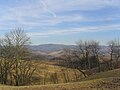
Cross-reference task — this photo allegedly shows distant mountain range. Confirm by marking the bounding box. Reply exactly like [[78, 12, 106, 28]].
[[27, 44, 109, 59], [28, 44, 76, 53]]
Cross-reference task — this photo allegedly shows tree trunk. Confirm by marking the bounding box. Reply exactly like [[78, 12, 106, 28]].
[[77, 68, 87, 78]]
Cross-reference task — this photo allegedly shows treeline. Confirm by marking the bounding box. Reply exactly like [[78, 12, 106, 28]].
[[61, 40, 120, 77], [0, 29, 36, 86]]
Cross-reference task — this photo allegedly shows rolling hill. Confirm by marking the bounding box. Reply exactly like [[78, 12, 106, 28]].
[[0, 68, 119, 90], [28, 44, 76, 53]]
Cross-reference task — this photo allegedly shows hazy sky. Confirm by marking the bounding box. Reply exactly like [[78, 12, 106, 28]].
[[0, 0, 120, 45]]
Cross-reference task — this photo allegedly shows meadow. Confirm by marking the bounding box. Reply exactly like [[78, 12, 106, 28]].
[[0, 61, 119, 90]]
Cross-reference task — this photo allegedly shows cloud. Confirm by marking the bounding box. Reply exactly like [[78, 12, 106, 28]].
[[44, 0, 120, 12], [27, 24, 120, 37], [40, 0, 57, 18], [0, 0, 120, 32]]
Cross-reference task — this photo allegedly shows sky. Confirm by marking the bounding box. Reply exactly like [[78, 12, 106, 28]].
[[0, 0, 120, 45]]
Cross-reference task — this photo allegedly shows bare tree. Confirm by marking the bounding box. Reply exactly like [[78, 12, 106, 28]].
[[75, 40, 99, 74], [89, 40, 101, 72], [0, 37, 16, 84], [108, 39, 120, 69], [62, 48, 87, 78], [61, 40, 101, 78], [0, 29, 36, 86], [76, 40, 92, 71]]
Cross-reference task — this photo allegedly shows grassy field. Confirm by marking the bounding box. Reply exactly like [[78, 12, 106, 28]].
[[82, 69, 120, 81], [0, 77, 119, 90], [32, 61, 84, 85], [0, 61, 120, 90]]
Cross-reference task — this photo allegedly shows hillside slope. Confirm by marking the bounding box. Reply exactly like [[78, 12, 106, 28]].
[[28, 44, 76, 53], [0, 69, 120, 90], [82, 69, 120, 81]]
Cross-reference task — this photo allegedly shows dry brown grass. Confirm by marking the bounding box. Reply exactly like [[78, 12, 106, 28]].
[[0, 61, 120, 90], [32, 61, 84, 85], [0, 77, 120, 90]]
